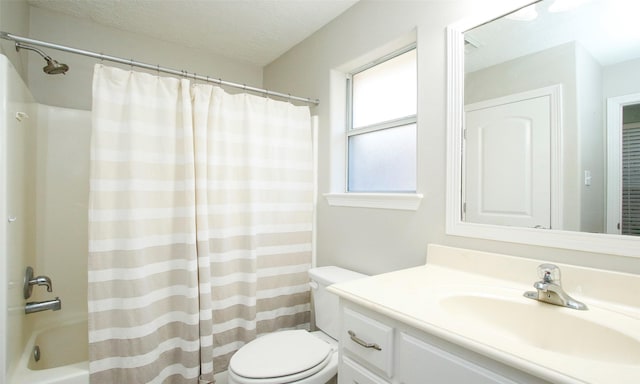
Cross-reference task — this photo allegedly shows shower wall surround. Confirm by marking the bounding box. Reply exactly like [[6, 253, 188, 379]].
[[1, 54, 90, 382], [34, 104, 90, 328], [0, 54, 38, 383]]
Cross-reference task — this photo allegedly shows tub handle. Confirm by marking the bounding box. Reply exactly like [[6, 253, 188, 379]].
[[24, 266, 54, 299]]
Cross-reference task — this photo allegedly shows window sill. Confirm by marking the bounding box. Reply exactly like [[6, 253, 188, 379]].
[[323, 193, 423, 211]]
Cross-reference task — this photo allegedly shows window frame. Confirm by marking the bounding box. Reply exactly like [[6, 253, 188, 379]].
[[345, 44, 418, 193]]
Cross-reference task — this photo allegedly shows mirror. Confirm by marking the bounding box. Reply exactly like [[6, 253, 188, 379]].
[[446, 0, 640, 256]]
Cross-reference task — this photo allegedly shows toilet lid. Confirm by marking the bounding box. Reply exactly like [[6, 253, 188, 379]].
[[230, 330, 332, 379]]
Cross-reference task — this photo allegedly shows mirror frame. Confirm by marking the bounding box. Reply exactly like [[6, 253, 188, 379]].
[[445, 0, 640, 258]]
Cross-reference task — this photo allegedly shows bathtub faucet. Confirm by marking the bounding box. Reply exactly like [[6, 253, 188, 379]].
[[25, 297, 62, 314]]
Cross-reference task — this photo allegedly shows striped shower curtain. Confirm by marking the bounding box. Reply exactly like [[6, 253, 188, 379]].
[[88, 65, 313, 383], [191, 85, 313, 372]]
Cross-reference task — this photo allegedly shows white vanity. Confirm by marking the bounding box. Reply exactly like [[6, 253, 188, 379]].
[[337, 301, 548, 384], [328, 245, 640, 384]]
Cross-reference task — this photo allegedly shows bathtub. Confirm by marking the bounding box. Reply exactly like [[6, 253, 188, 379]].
[[11, 318, 89, 384]]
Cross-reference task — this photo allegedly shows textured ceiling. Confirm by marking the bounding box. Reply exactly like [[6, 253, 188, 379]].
[[27, 0, 359, 66]]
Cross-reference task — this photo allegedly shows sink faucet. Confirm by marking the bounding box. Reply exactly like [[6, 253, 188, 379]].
[[524, 263, 587, 310], [25, 297, 62, 314]]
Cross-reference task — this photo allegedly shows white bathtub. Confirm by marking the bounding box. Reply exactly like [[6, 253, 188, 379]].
[[11, 318, 89, 384]]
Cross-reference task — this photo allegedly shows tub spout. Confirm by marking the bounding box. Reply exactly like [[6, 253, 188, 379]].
[[25, 297, 62, 314]]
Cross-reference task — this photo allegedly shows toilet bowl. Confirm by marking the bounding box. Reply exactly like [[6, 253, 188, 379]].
[[227, 267, 366, 384]]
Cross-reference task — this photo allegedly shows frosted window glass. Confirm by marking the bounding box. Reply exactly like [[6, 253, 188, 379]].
[[348, 124, 417, 192], [352, 49, 417, 129]]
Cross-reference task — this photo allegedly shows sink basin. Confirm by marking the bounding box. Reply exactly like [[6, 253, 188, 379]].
[[439, 294, 640, 364]]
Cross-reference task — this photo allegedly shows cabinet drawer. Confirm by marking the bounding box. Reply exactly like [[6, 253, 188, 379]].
[[339, 356, 390, 384], [343, 307, 394, 377]]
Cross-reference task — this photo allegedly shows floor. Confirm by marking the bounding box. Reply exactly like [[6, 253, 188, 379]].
[[214, 371, 228, 384]]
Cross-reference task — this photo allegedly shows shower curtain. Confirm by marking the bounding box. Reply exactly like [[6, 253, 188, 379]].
[[88, 65, 313, 383]]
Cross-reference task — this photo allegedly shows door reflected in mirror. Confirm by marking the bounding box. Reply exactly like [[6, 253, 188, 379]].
[[462, 0, 640, 236]]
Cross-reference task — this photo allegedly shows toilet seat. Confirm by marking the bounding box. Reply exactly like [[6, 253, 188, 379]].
[[229, 330, 336, 384]]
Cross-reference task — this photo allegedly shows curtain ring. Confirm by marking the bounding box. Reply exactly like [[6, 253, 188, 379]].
[[156, 64, 160, 77]]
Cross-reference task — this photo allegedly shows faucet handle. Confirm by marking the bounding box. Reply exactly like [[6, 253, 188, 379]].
[[32, 276, 53, 292], [23, 266, 53, 299], [537, 263, 561, 283]]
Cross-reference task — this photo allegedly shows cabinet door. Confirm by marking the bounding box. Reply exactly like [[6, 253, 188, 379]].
[[339, 356, 390, 384], [396, 333, 517, 384]]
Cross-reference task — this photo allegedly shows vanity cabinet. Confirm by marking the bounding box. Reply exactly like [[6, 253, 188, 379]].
[[340, 356, 390, 384], [338, 301, 551, 384], [396, 332, 515, 384]]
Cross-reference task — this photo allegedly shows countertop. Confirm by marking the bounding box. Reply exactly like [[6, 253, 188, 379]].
[[328, 244, 640, 384]]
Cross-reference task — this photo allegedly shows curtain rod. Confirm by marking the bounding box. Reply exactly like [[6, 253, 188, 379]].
[[0, 31, 319, 106]]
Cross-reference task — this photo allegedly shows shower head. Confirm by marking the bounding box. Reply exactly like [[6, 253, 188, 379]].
[[43, 58, 69, 75], [15, 42, 69, 75]]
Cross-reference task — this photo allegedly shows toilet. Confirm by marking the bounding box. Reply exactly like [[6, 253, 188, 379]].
[[227, 266, 366, 384]]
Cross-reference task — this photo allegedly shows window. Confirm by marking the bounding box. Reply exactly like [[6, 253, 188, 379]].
[[347, 46, 417, 192]]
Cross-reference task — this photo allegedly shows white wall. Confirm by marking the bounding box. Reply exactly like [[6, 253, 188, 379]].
[[575, 44, 604, 233], [603, 57, 640, 100], [0, 0, 30, 78], [25, 6, 264, 110], [264, 0, 640, 275], [465, 43, 576, 105]]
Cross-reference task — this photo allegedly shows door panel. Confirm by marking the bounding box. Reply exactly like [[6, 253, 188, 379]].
[[465, 95, 551, 228]]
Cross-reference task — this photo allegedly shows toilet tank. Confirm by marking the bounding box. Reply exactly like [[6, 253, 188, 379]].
[[309, 266, 367, 340]]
